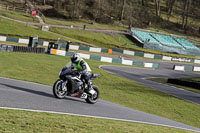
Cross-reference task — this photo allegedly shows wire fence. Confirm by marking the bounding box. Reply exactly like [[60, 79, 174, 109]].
[[0, 4, 29, 13]]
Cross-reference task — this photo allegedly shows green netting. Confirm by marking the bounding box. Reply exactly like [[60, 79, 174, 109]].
[[154, 55, 162, 60], [152, 63, 159, 68], [134, 51, 144, 57], [101, 48, 108, 53], [112, 58, 122, 64], [6, 37, 19, 43], [66, 52, 73, 56], [132, 61, 144, 66], [90, 55, 101, 61], [79, 46, 90, 51], [112, 48, 123, 53], [38, 41, 43, 45], [184, 66, 193, 71]]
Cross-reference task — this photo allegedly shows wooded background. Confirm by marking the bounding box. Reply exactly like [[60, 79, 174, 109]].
[[2, 0, 200, 37]]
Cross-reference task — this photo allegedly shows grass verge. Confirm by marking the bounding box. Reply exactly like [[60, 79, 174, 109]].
[[0, 109, 193, 133], [50, 27, 197, 59], [43, 17, 127, 31], [0, 18, 83, 43], [0, 9, 39, 23], [0, 52, 200, 129]]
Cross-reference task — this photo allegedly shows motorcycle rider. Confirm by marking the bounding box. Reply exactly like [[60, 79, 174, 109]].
[[70, 53, 94, 94]]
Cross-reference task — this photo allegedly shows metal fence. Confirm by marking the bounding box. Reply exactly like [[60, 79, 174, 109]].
[[0, 4, 28, 13], [0, 44, 45, 53]]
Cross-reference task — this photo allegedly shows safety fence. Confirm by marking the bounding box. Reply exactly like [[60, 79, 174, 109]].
[[112, 48, 200, 64], [0, 4, 27, 13], [50, 49, 159, 69], [1, 35, 200, 64], [0, 44, 45, 53], [173, 65, 200, 72]]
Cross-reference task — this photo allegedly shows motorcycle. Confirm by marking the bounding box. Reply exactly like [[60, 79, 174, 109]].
[[53, 62, 100, 104]]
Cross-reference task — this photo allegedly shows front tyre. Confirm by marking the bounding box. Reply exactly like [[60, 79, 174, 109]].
[[85, 85, 99, 104], [53, 79, 67, 99]]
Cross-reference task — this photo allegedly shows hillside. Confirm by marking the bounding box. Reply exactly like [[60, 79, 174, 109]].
[[1, 0, 200, 37], [34, 0, 200, 38], [0, 0, 200, 58]]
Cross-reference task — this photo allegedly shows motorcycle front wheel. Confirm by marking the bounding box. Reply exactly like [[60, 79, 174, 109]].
[[85, 85, 99, 104], [53, 79, 68, 99]]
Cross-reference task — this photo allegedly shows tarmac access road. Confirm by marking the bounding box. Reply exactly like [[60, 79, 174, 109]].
[[0, 77, 200, 132]]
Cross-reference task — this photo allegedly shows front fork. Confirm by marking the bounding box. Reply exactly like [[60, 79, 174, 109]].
[[61, 81, 67, 91]]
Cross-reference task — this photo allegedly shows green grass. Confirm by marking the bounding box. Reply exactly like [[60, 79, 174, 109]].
[[0, 10, 198, 59], [50, 27, 134, 49], [0, 109, 193, 133], [148, 78, 200, 94], [0, 52, 200, 129], [0, 18, 88, 44], [50, 27, 198, 59], [43, 17, 127, 31], [0, 8, 39, 23]]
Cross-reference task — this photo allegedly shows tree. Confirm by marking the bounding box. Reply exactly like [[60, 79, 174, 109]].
[[119, 0, 126, 21], [182, 0, 191, 30], [166, 0, 176, 20], [155, 0, 160, 17], [43, 0, 46, 5]]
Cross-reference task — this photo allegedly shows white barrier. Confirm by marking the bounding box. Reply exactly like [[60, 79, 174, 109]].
[[193, 67, 200, 72], [100, 57, 112, 63], [89, 47, 101, 53], [144, 53, 154, 59], [162, 56, 172, 61], [144, 63, 153, 68], [123, 50, 135, 56], [18, 39, 29, 44], [122, 60, 133, 65], [174, 66, 184, 71], [0, 36, 6, 41]]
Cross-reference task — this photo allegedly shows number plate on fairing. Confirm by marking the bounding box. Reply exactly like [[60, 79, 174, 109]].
[[80, 93, 87, 99]]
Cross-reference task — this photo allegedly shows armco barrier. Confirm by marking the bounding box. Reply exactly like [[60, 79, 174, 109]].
[[173, 65, 200, 72], [112, 47, 200, 64], [50, 49, 159, 68], [1, 35, 200, 64], [0, 45, 13, 52], [12, 46, 45, 53]]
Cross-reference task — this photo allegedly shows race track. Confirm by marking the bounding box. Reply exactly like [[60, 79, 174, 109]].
[[100, 65, 200, 105], [0, 77, 200, 132]]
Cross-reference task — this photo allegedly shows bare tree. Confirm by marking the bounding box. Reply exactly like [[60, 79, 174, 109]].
[[119, 0, 126, 21], [155, 0, 160, 17], [182, 0, 191, 30], [166, 0, 176, 20]]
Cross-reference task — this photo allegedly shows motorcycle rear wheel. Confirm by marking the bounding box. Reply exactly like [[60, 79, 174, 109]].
[[53, 79, 68, 99], [85, 85, 99, 104]]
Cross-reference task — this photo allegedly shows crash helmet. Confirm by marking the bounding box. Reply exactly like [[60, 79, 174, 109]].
[[71, 53, 80, 64]]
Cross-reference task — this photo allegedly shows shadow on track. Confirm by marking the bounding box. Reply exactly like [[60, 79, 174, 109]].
[[0, 83, 86, 104]]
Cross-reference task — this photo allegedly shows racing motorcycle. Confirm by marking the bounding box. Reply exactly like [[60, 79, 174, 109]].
[[53, 62, 100, 104]]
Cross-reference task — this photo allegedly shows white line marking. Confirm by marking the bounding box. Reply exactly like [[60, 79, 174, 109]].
[[1, 75, 200, 132], [0, 107, 199, 133]]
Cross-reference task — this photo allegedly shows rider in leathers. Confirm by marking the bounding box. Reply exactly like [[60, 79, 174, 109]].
[[71, 53, 93, 94]]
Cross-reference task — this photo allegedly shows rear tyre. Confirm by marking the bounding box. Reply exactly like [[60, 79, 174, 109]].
[[53, 79, 67, 99], [85, 85, 99, 104]]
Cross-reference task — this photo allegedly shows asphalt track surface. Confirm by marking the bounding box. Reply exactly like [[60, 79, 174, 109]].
[[100, 65, 200, 105], [0, 77, 200, 132]]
